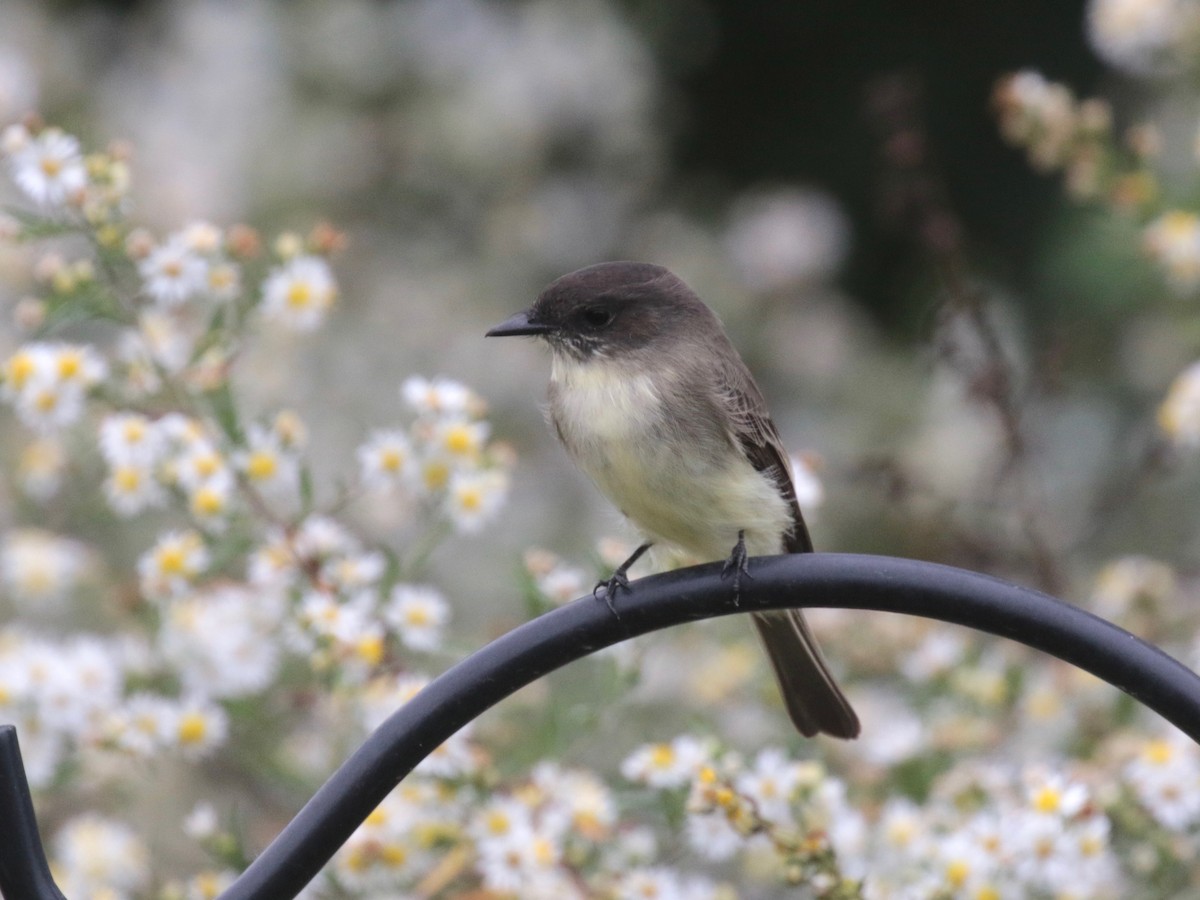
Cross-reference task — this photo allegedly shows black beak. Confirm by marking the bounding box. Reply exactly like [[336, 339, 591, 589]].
[[485, 309, 551, 338]]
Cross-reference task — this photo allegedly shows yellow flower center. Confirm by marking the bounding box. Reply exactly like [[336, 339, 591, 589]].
[[178, 712, 207, 745], [157, 545, 188, 576], [57, 352, 82, 380], [1032, 786, 1060, 814], [1145, 739, 1174, 765], [456, 487, 482, 511], [113, 466, 142, 492], [356, 635, 384, 666], [191, 487, 224, 517], [40, 157, 62, 178], [443, 424, 475, 455], [945, 859, 970, 888], [6, 352, 36, 389], [650, 744, 675, 768], [286, 282, 313, 309], [380, 448, 404, 472], [33, 390, 58, 413], [405, 606, 431, 627], [422, 460, 449, 491], [245, 450, 278, 481]]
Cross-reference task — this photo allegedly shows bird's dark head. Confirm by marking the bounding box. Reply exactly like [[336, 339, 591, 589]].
[[486, 261, 708, 361]]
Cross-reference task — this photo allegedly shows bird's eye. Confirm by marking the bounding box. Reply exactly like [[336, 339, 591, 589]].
[[581, 307, 615, 328]]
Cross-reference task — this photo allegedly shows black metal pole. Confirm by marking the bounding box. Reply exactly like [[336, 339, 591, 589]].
[[0, 725, 67, 900], [217, 553, 1200, 899], [4, 553, 1200, 900]]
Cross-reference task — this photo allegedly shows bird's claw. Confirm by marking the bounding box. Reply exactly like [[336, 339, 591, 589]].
[[593, 572, 630, 617], [721, 529, 753, 601]]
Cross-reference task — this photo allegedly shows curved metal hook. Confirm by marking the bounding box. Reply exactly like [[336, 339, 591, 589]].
[[4, 553, 1200, 900]]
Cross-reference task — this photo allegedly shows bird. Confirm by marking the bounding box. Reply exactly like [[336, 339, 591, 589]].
[[486, 261, 859, 739]]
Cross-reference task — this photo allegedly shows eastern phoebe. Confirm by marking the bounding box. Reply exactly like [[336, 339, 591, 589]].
[[486, 261, 860, 739]]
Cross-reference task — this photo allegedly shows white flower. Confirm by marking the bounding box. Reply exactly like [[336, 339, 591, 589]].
[[159, 585, 284, 699], [0, 530, 90, 609], [12, 378, 86, 432], [402, 375, 477, 417], [187, 468, 237, 530], [7, 128, 88, 208], [137, 308, 197, 373], [1087, 0, 1197, 74], [138, 530, 209, 600], [735, 747, 805, 826], [476, 821, 562, 895], [685, 811, 743, 861], [534, 564, 588, 605], [1124, 734, 1200, 830], [53, 814, 149, 894], [234, 425, 299, 498], [173, 695, 229, 757], [1144, 210, 1200, 291], [139, 235, 209, 307], [173, 439, 229, 491], [1159, 360, 1200, 448], [384, 584, 450, 652], [322, 550, 386, 593], [357, 429, 414, 489], [621, 734, 711, 789], [108, 692, 178, 757], [98, 412, 166, 467], [260, 255, 337, 331], [445, 468, 508, 533], [104, 462, 166, 516], [18, 438, 67, 501], [431, 416, 489, 460], [183, 802, 219, 840], [901, 628, 968, 681]]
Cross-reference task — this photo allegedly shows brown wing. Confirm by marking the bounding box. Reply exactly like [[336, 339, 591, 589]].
[[715, 351, 860, 739], [715, 355, 813, 553]]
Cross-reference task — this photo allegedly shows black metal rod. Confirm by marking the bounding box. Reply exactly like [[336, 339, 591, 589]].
[[216, 553, 1200, 899], [5, 554, 1200, 900], [0, 725, 67, 900]]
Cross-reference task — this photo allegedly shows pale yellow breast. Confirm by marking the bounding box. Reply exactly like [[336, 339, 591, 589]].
[[548, 355, 791, 561]]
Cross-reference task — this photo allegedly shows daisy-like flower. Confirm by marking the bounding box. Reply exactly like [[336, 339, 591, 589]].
[[621, 735, 711, 789], [53, 814, 149, 895], [18, 438, 67, 500], [159, 586, 284, 699], [0, 529, 90, 610], [172, 696, 229, 758], [534, 563, 588, 605], [187, 468, 236, 530], [235, 425, 299, 498], [384, 584, 450, 652], [173, 439, 229, 491], [108, 692, 179, 757], [6, 127, 88, 208], [322, 550, 386, 593], [136, 308, 198, 374], [104, 462, 166, 516], [1159, 360, 1200, 448], [1144, 210, 1200, 291], [260, 254, 337, 331], [431, 416, 489, 461], [735, 747, 806, 826], [357, 429, 414, 489], [402, 375, 478, 417], [445, 469, 509, 533], [138, 234, 209, 307], [1124, 733, 1200, 830], [138, 530, 209, 600], [98, 412, 165, 467], [13, 377, 86, 432]]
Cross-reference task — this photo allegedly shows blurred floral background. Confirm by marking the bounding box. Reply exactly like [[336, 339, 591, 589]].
[[3, 0, 1200, 897]]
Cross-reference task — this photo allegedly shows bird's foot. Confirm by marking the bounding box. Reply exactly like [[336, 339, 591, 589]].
[[721, 529, 753, 602], [592, 542, 653, 618]]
